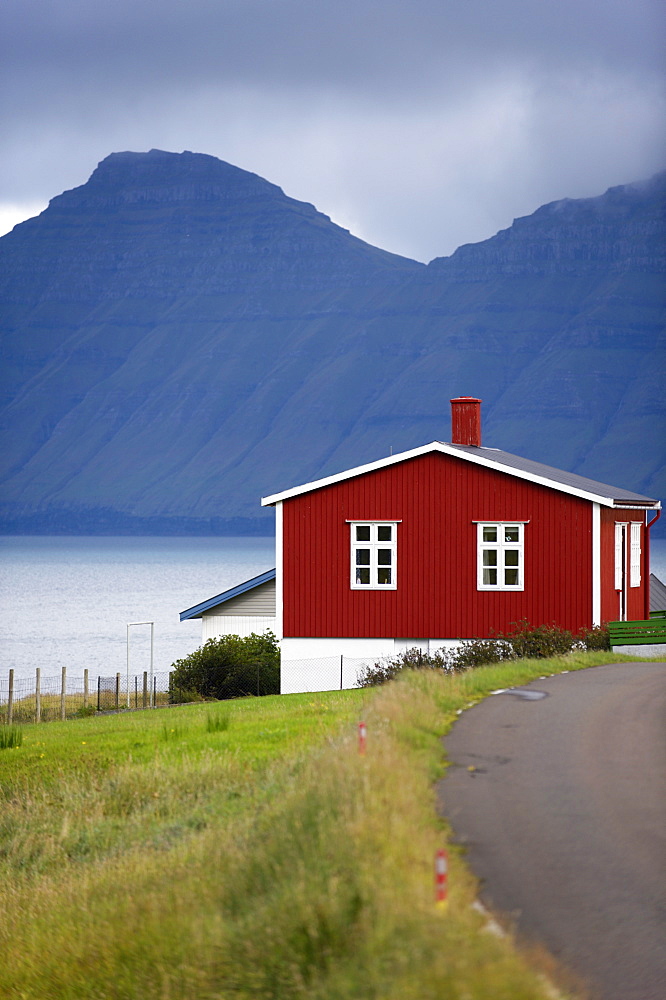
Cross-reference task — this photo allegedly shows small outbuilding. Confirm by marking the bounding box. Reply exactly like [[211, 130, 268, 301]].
[[180, 569, 276, 642]]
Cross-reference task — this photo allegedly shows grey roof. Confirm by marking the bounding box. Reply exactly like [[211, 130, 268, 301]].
[[180, 568, 276, 620], [650, 573, 666, 613], [443, 443, 659, 506], [263, 438, 660, 508]]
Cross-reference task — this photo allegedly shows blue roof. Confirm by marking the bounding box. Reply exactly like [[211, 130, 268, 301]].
[[179, 568, 276, 621]]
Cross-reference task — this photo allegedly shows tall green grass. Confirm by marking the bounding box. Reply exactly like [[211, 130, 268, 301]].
[[0, 725, 23, 749], [0, 652, 630, 999], [206, 708, 231, 732]]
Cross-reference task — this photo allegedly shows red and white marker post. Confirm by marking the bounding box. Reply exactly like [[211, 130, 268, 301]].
[[358, 721, 367, 755], [435, 849, 448, 909]]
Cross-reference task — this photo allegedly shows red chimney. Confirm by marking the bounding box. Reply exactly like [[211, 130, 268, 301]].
[[450, 397, 482, 447]]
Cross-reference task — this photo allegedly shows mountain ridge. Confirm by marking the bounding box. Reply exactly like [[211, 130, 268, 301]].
[[1, 151, 664, 535], [4, 149, 420, 306], [428, 171, 666, 278]]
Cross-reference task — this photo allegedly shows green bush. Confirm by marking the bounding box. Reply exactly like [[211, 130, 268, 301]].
[[356, 657, 409, 687], [448, 637, 512, 669], [576, 624, 611, 650], [74, 705, 97, 719], [357, 618, 606, 687], [499, 619, 574, 659], [357, 646, 458, 687], [170, 687, 205, 704], [170, 632, 280, 701]]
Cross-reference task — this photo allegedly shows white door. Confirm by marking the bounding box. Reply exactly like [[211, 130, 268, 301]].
[[614, 523, 628, 621]]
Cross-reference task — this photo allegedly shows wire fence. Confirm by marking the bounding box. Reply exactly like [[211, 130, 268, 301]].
[[0, 668, 175, 724], [280, 655, 375, 694], [1, 654, 382, 723]]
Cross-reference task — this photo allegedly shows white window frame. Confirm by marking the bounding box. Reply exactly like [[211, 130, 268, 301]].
[[476, 522, 525, 591], [350, 522, 398, 590]]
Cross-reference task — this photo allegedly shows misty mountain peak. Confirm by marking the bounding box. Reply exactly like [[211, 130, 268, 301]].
[[428, 170, 666, 277]]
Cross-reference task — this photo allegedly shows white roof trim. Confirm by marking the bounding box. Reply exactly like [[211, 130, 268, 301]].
[[262, 442, 436, 506], [614, 503, 662, 510], [261, 441, 649, 508]]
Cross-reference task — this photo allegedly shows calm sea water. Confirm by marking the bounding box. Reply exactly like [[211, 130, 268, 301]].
[[1, 535, 665, 684], [0, 536, 275, 682]]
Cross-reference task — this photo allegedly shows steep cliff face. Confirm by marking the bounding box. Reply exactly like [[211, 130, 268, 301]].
[[429, 173, 666, 278], [0, 152, 663, 534]]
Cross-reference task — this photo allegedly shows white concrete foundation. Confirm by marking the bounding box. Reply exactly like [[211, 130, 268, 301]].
[[611, 644, 665, 658], [279, 637, 466, 694]]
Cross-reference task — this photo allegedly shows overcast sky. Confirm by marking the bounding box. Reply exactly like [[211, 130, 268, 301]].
[[1, 0, 664, 261]]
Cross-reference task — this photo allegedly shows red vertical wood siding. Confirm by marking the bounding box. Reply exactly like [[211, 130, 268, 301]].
[[599, 507, 647, 623], [282, 452, 594, 638]]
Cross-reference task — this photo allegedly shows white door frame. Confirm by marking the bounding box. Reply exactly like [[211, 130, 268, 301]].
[[615, 522, 628, 621]]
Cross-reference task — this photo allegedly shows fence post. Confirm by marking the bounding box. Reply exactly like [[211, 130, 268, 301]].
[[115, 673, 120, 711], [7, 669, 14, 725], [60, 666, 66, 721], [97, 675, 101, 712], [35, 667, 41, 723], [340, 654, 344, 690], [143, 671, 148, 709], [153, 676, 156, 707], [84, 668, 89, 710], [135, 675, 138, 709]]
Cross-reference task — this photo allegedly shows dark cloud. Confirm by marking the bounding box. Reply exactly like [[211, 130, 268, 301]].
[[3, 0, 663, 92], [1, 0, 664, 259]]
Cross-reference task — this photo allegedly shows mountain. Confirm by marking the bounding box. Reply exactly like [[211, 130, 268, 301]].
[[0, 150, 664, 535]]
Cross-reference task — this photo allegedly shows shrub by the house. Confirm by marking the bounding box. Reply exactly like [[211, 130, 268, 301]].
[[357, 620, 610, 686], [170, 632, 280, 701]]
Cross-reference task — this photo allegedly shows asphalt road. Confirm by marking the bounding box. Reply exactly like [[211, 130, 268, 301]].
[[438, 662, 666, 1000]]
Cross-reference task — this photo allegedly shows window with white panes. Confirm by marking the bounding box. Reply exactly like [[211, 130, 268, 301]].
[[350, 522, 398, 589], [477, 523, 524, 590]]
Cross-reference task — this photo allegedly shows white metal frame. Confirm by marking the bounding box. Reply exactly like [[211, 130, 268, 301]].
[[126, 621, 154, 708]]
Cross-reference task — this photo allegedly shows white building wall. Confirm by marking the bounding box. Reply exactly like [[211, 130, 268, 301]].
[[279, 636, 466, 694], [280, 638, 394, 695], [202, 616, 277, 643]]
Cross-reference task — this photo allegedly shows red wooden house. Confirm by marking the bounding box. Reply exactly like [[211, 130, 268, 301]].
[[257, 397, 660, 692]]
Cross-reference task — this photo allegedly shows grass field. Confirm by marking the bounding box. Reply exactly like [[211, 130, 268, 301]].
[[0, 651, 639, 999]]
